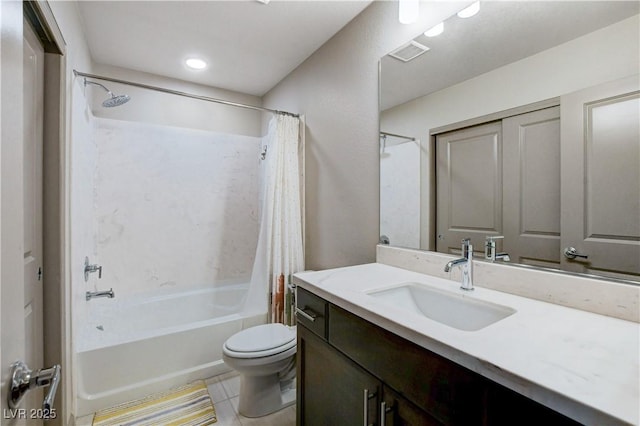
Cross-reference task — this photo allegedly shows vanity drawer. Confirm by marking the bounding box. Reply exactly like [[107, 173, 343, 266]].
[[296, 287, 328, 339], [328, 304, 484, 425]]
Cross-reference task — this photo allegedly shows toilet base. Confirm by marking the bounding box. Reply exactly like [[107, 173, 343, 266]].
[[238, 374, 296, 418]]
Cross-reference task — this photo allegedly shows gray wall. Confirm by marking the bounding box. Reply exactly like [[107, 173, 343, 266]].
[[262, 1, 466, 270]]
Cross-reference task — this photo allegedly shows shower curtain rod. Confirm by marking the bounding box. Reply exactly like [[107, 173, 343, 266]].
[[380, 131, 416, 141], [73, 70, 299, 118]]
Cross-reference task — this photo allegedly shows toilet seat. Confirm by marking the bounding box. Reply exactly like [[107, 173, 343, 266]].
[[224, 324, 296, 359]]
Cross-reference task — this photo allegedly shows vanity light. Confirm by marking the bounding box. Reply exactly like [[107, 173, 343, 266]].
[[399, 0, 419, 24], [185, 58, 207, 70], [457, 1, 480, 19], [424, 22, 444, 37]]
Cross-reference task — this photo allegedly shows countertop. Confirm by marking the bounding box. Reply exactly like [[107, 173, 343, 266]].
[[292, 263, 640, 426]]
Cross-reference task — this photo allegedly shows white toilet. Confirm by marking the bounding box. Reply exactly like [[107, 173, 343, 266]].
[[222, 323, 297, 418]]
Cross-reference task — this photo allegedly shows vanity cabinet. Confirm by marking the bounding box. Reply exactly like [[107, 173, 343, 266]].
[[296, 287, 581, 426]]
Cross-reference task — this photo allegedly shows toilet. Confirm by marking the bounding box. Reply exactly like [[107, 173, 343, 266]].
[[222, 323, 297, 418]]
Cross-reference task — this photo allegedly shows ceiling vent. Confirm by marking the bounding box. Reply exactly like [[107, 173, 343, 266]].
[[388, 41, 430, 62]]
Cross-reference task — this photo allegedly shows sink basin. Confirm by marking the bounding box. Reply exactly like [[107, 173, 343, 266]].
[[367, 282, 516, 331]]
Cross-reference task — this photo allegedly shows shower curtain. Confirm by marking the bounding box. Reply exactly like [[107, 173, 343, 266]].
[[245, 114, 304, 325]]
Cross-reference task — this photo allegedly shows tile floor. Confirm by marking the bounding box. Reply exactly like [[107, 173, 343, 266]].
[[76, 372, 296, 426], [206, 372, 296, 426]]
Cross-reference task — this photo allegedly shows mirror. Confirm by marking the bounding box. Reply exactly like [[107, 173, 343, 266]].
[[380, 1, 640, 282]]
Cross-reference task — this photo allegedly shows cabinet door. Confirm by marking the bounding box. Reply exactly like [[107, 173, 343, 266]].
[[381, 385, 442, 426], [297, 324, 380, 426]]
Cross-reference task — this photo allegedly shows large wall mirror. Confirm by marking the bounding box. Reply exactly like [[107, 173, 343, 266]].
[[379, 1, 640, 283]]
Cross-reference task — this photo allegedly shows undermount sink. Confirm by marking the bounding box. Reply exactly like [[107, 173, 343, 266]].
[[367, 282, 516, 331]]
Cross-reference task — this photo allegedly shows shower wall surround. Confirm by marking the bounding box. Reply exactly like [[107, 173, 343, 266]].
[[94, 118, 261, 298]]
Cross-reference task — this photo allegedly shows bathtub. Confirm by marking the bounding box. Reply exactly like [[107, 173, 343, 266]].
[[75, 284, 265, 417]]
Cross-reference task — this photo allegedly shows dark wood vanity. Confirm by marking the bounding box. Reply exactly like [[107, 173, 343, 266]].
[[296, 287, 581, 426]]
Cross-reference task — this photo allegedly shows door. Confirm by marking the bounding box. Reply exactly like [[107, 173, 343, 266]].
[[502, 106, 561, 268], [22, 18, 46, 417], [561, 75, 640, 279], [0, 12, 49, 423], [436, 121, 502, 255]]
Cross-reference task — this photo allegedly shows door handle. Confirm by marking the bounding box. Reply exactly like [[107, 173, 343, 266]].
[[9, 361, 61, 411], [563, 247, 589, 260]]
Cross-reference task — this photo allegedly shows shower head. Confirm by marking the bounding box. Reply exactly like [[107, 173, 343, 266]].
[[102, 94, 131, 108], [84, 78, 131, 108]]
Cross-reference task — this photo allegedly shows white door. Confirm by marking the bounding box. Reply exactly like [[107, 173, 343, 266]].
[[22, 18, 46, 418], [0, 12, 49, 423], [561, 75, 640, 279]]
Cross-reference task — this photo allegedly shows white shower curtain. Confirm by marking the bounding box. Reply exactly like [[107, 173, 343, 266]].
[[245, 114, 304, 325]]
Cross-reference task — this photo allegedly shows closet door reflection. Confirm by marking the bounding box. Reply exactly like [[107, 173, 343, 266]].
[[502, 106, 561, 268], [436, 122, 502, 255]]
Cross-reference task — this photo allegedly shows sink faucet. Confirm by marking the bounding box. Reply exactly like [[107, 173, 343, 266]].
[[485, 236, 510, 262], [444, 238, 474, 291]]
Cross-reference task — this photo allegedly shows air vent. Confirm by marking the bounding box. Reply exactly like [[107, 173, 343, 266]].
[[388, 41, 430, 62]]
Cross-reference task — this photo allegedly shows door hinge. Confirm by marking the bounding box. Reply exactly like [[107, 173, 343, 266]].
[[37, 267, 42, 281]]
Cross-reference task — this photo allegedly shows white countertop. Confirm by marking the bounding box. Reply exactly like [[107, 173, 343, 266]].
[[293, 263, 640, 426]]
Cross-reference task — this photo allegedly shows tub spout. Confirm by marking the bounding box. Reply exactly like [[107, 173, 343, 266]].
[[86, 288, 115, 301]]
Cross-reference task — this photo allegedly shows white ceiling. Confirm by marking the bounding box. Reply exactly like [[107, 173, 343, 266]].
[[77, 0, 372, 97], [381, 1, 639, 110]]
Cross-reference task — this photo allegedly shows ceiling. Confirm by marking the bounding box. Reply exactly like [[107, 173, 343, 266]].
[[77, 0, 372, 97], [381, 1, 639, 110]]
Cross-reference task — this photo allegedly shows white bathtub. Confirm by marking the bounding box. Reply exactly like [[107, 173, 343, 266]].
[[75, 284, 265, 417]]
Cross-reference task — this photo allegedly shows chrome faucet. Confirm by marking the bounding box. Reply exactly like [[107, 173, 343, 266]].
[[444, 238, 474, 291], [86, 288, 115, 301], [485, 236, 510, 262]]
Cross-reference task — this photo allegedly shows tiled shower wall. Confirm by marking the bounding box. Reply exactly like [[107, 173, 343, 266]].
[[92, 118, 262, 298]]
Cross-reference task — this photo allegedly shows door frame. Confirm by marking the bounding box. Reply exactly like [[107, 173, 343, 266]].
[[2, 1, 70, 423]]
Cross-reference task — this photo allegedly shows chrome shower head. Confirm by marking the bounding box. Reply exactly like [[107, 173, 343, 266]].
[[84, 78, 131, 108], [102, 94, 131, 108]]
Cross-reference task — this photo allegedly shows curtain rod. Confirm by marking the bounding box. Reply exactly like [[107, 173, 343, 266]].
[[380, 131, 416, 141], [73, 70, 299, 118]]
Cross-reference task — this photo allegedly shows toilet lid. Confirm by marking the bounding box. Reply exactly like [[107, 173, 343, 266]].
[[226, 323, 295, 352]]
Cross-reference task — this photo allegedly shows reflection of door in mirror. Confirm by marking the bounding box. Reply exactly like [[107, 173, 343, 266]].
[[560, 75, 640, 280], [436, 108, 561, 267], [435, 76, 639, 281]]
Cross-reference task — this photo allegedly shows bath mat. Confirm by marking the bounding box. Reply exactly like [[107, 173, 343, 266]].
[[92, 381, 217, 426]]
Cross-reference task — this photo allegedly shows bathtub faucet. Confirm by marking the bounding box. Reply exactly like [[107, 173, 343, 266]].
[[86, 288, 115, 301]]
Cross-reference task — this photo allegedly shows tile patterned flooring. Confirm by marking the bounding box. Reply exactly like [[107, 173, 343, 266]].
[[206, 372, 296, 426], [77, 372, 296, 426]]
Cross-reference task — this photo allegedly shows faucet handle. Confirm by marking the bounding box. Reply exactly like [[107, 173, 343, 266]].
[[485, 235, 504, 242]]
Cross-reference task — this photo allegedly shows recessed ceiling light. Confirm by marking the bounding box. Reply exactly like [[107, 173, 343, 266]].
[[424, 22, 444, 37], [457, 1, 480, 19], [185, 58, 207, 70]]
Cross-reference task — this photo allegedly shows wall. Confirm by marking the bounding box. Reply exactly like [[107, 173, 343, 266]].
[[93, 118, 261, 298], [381, 15, 640, 246], [262, 1, 469, 270], [89, 64, 263, 137], [45, 0, 96, 421]]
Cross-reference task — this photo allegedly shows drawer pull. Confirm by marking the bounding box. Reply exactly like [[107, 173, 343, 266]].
[[363, 388, 376, 426], [380, 401, 394, 426], [295, 307, 317, 322]]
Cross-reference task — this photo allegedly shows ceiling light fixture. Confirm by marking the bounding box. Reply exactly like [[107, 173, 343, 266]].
[[424, 22, 444, 37], [457, 1, 480, 19], [398, 0, 419, 24], [185, 58, 207, 70]]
